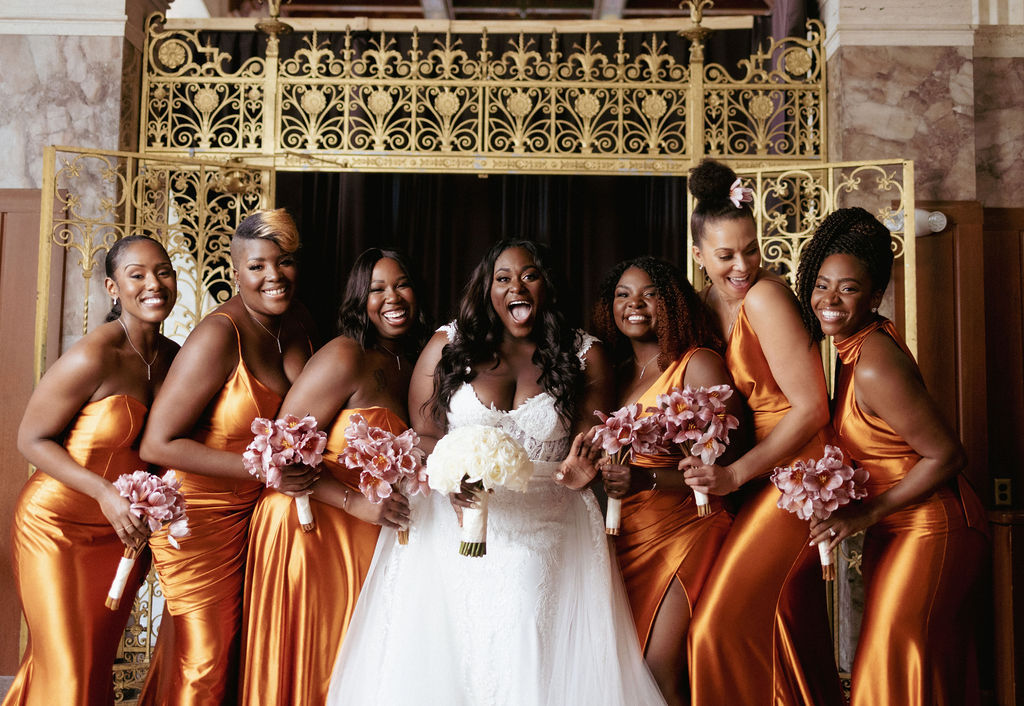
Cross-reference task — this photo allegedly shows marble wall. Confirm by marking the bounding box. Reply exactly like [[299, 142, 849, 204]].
[[827, 45, 977, 201], [0, 35, 126, 189], [974, 57, 1024, 208]]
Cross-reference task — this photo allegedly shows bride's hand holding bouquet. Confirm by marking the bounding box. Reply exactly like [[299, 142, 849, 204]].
[[427, 425, 533, 557]]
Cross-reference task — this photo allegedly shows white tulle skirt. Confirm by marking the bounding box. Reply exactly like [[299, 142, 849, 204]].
[[327, 462, 666, 706]]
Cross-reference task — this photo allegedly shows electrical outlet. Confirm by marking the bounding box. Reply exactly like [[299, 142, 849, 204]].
[[994, 478, 1012, 507]]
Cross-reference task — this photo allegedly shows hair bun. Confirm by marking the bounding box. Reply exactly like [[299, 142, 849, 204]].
[[688, 159, 738, 205]]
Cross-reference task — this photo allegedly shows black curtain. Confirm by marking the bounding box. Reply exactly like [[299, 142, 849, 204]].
[[277, 172, 687, 338]]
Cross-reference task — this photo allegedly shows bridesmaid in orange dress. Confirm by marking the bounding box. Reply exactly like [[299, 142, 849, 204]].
[[590, 257, 743, 705], [137, 209, 316, 706], [680, 160, 843, 705], [239, 248, 424, 705], [5, 236, 179, 706], [795, 207, 989, 706]]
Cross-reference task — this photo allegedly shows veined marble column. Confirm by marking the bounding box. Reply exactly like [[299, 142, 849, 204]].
[[821, 0, 1024, 207], [0, 0, 171, 189]]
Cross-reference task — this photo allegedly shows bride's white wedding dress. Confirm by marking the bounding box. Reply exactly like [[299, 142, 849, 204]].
[[327, 327, 666, 706]]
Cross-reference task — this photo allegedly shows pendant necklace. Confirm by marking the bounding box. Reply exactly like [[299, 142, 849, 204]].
[[249, 311, 283, 353], [117, 318, 158, 381], [377, 341, 402, 371], [636, 351, 659, 379]]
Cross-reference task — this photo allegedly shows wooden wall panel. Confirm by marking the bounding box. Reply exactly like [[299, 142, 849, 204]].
[[914, 200, 989, 495], [0, 190, 65, 674], [0, 190, 42, 674]]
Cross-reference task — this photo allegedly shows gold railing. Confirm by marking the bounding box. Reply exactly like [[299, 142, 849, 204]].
[[139, 8, 826, 173]]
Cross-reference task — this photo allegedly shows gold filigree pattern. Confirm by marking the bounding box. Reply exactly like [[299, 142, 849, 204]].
[[139, 14, 825, 171]]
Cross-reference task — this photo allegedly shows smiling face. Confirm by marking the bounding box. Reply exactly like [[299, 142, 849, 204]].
[[106, 239, 177, 324], [367, 256, 417, 341], [811, 253, 882, 343], [612, 266, 659, 342], [489, 246, 545, 338], [693, 216, 760, 302], [233, 237, 297, 317]]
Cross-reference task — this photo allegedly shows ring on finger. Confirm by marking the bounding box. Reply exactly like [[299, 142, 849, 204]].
[[829, 528, 837, 537]]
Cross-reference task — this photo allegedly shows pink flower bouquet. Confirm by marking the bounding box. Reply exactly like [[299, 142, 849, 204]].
[[592, 402, 666, 535], [770, 445, 869, 580], [648, 384, 740, 517], [339, 413, 429, 545], [106, 470, 189, 610], [243, 414, 328, 533]]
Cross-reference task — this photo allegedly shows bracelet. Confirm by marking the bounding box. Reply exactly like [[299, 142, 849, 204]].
[[650, 470, 658, 491]]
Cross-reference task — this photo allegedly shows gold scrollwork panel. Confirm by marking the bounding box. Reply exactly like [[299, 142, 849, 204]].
[[140, 14, 826, 172]]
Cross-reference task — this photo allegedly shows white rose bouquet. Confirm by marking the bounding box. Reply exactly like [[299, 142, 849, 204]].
[[427, 425, 533, 556]]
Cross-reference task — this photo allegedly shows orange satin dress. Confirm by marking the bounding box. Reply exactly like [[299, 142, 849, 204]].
[[614, 347, 732, 650], [139, 313, 280, 706], [834, 318, 989, 706], [239, 407, 397, 706], [5, 395, 151, 706], [689, 286, 843, 706]]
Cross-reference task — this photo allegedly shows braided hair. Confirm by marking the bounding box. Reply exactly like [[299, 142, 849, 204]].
[[592, 257, 723, 372], [794, 207, 894, 341], [689, 159, 754, 245]]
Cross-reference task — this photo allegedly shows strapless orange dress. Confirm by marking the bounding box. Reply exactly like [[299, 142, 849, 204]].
[[4, 395, 151, 706], [689, 289, 843, 706], [834, 318, 989, 706], [614, 347, 732, 651], [139, 314, 280, 706], [239, 407, 398, 706]]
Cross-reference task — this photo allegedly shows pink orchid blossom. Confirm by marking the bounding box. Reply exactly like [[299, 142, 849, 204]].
[[112, 469, 190, 548], [341, 414, 429, 506]]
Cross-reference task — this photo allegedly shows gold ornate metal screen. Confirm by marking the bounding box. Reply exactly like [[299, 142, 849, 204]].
[[139, 10, 826, 173]]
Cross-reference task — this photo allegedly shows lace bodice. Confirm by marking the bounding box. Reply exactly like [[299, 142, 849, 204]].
[[439, 323, 598, 465]]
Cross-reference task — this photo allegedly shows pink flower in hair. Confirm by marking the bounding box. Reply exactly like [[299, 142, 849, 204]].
[[728, 178, 754, 209]]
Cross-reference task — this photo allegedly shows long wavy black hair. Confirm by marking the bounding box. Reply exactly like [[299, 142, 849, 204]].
[[592, 256, 723, 372], [337, 247, 431, 361], [794, 207, 894, 342], [429, 239, 582, 426]]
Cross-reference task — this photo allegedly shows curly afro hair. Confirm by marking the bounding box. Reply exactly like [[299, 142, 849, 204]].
[[794, 207, 894, 341], [688, 159, 754, 246], [592, 256, 723, 372]]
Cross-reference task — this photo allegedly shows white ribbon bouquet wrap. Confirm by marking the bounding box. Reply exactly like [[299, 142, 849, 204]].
[[427, 425, 532, 557], [106, 470, 189, 610]]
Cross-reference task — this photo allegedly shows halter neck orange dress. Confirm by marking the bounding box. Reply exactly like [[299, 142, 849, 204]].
[[139, 313, 282, 706], [5, 395, 150, 706], [239, 407, 399, 705], [833, 318, 988, 706], [614, 347, 732, 651], [689, 282, 843, 706]]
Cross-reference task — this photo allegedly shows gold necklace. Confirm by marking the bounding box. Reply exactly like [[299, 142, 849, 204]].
[[248, 310, 283, 353], [117, 318, 158, 381], [376, 341, 402, 371]]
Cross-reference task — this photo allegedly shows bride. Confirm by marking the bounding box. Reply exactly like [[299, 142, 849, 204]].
[[327, 240, 666, 705]]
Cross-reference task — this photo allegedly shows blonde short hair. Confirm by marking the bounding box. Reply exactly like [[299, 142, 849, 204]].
[[232, 208, 300, 254]]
